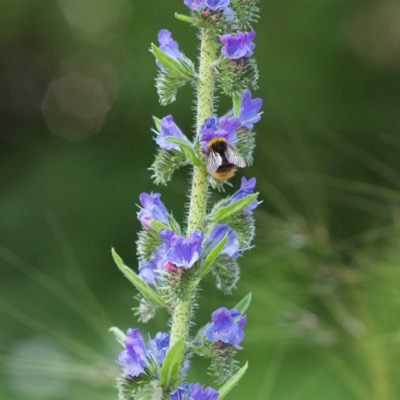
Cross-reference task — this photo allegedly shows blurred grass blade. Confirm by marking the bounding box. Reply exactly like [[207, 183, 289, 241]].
[[234, 292, 252, 315]]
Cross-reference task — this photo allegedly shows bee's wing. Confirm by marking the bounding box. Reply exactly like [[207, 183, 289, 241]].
[[207, 150, 223, 174], [225, 144, 246, 168]]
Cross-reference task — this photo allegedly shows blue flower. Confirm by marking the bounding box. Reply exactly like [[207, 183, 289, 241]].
[[118, 328, 169, 377], [157, 29, 183, 70], [184, 0, 230, 12], [230, 176, 259, 214], [184, 0, 205, 10], [220, 30, 256, 60], [138, 248, 165, 286], [207, 224, 241, 258], [147, 332, 170, 365], [239, 89, 263, 129], [200, 115, 241, 152], [160, 229, 204, 269], [118, 328, 148, 377], [206, 0, 230, 11], [137, 192, 169, 229], [204, 307, 246, 349], [155, 115, 188, 151], [170, 383, 219, 400]]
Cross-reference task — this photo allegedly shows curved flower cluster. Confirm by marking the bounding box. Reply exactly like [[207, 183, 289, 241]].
[[139, 227, 203, 286], [171, 383, 219, 400], [200, 89, 262, 150], [118, 328, 169, 377], [204, 307, 247, 350]]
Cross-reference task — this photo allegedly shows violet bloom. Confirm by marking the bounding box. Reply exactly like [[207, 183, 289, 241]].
[[184, 0, 230, 11], [220, 30, 256, 60], [204, 307, 247, 349], [230, 176, 259, 214], [147, 332, 170, 365], [157, 29, 183, 70], [118, 329, 169, 377], [170, 383, 219, 400], [160, 228, 203, 269], [118, 328, 147, 377], [156, 115, 188, 151], [207, 224, 241, 258], [137, 192, 169, 229], [138, 251, 164, 286], [239, 89, 263, 129], [200, 115, 241, 152], [206, 0, 230, 11]]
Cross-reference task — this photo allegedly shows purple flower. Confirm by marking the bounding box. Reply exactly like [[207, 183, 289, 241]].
[[206, 0, 230, 11], [147, 332, 170, 365], [184, 0, 230, 11], [220, 30, 256, 60], [230, 176, 259, 214], [204, 307, 247, 350], [137, 192, 169, 229], [118, 328, 147, 377], [138, 249, 165, 286], [239, 89, 263, 129], [118, 328, 170, 377], [157, 29, 183, 70], [160, 229, 203, 269], [184, 0, 205, 10], [170, 383, 219, 400], [200, 115, 241, 152], [207, 224, 241, 258], [156, 115, 188, 151]]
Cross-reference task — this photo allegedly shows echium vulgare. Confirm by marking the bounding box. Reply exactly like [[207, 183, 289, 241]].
[[110, 1, 263, 398]]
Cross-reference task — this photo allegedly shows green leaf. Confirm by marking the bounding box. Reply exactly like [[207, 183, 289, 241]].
[[160, 336, 185, 389], [217, 362, 248, 400], [200, 233, 228, 278], [133, 381, 162, 400], [152, 116, 161, 131], [109, 326, 126, 344], [233, 292, 252, 315], [151, 44, 193, 80], [209, 193, 258, 222], [150, 219, 169, 233], [175, 12, 195, 25], [164, 136, 202, 166], [111, 248, 167, 307]]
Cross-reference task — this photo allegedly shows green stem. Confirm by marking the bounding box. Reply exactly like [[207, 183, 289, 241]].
[[169, 29, 215, 347]]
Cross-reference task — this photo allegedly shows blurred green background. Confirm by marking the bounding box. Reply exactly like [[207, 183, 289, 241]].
[[1, 0, 400, 399]]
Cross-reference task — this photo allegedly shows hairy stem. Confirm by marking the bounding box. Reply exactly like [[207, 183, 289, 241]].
[[169, 29, 215, 347]]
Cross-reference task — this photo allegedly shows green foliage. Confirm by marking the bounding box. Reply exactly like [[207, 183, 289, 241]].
[[217, 362, 248, 399], [233, 292, 252, 315], [200, 233, 228, 278], [150, 149, 188, 185], [230, 0, 261, 29], [160, 337, 185, 389], [212, 256, 240, 294], [112, 248, 167, 307]]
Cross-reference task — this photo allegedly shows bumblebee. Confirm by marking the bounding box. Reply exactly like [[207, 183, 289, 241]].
[[206, 137, 246, 181]]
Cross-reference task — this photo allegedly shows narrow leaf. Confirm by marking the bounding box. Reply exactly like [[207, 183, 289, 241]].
[[111, 248, 167, 307], [175, 12, 195, 24], [150, 219, 169, 233], [160, 336, 185, 389], [152, 116, 161, 131], [217, 362, 248, 400], [151, 44, 193, 79], [233, 292, 252, 315], [109, 326, 126, 345], [200, 233, 228, 278], [210, 193, 258, 222], [164, 136, 202, 166]]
